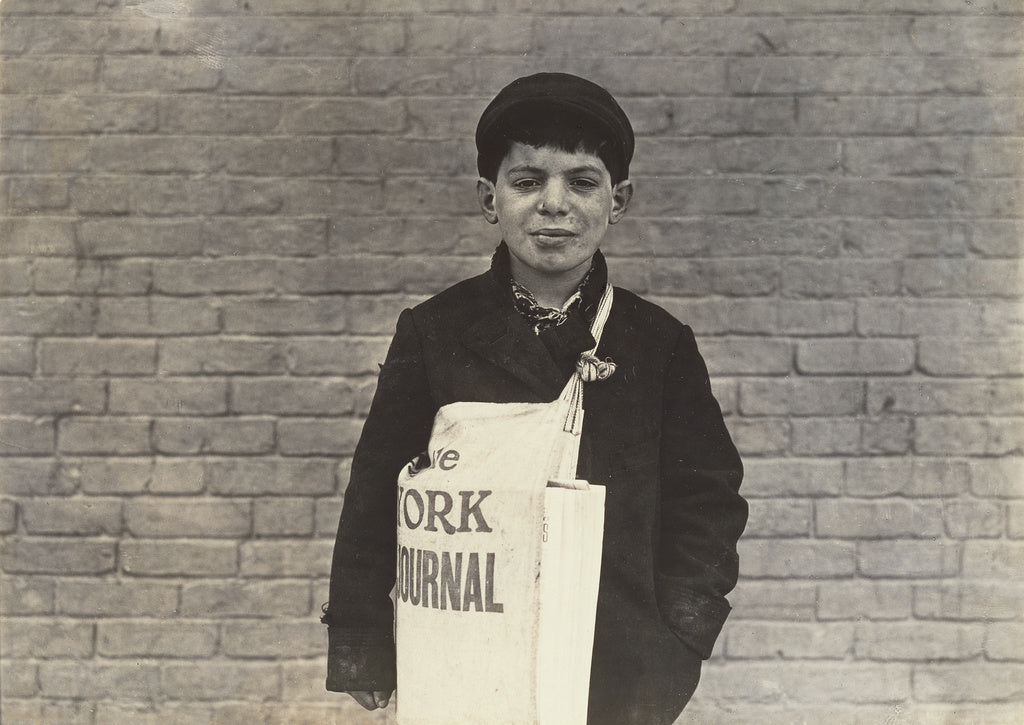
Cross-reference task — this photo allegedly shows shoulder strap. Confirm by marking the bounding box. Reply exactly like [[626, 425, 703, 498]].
[[559, 284, 614, 434]]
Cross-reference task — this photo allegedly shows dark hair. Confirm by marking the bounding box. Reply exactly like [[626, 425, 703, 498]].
[[476, 104, 626, 185]]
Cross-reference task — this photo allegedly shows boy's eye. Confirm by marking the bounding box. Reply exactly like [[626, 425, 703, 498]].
[[511, 178, 541, 190], [570, 178, 599, 190]]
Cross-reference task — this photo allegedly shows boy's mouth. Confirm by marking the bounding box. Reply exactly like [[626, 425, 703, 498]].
[[531, 229, 576, 239]]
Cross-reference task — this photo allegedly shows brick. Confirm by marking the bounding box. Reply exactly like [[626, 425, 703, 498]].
[[0, 218, 75, 257], [739, 539, 856, 578], [204, 217, 328, 257], [535, 17, 661, 54], [104, 56, 219, 92], [730, 56, 1019, 96], [158, 96, 282, 134], [653, 297, 777, 336], [650, 258, 778, 297], [744, 500, 811, 537], [694, 661, 911, 705], [0, 497, 15, 533], [4, 18, 158, 53], [253, 497, 315, 537], [920, 96, 1024, 135], [2, 661, 38, 698], [179, 580, 310, 618], [0, 297, 94, 335], [159, 337, 287, 375], [150, 458, 206, 494], [693, 338, 792, 376], [739, 378, 864, 416], [61, 457, 152, 495], [222, 296, 346, 334], [843, 220, 969, 258], [791, 418, 860, 455], [126, 498, 250, 538], [915, 417, 1024, 456], [0, 576, 54, 615], [729, 581, 817, 621], [34, 257, 152, 295], [858, 541, 961, 578], [868, 380, 1023, 416], [797, 339, 914, 375], [962, 541, 1024, 579], [407, 15, 529, 53], [919, 339, 1024, 376], [39, 339, 156, 375], [0, 258, 32, 294], [284, 336, 389, 376], [161, 662, 280, 701], [845, 138, 970, 177], [221, 620, 324, 658], [907, 259, 1022, 299], [944, 500, 1004, 539], [120, 540, 237, 577], [0, 415, 54, 455], [240, 540, 333, 577], [1, 58, 99, 94], [314, 497, 342, 537], [855, 623, 985, 661], [778, 301, 855, 336], [915, 582, 1023, 622], [971, 458, 1024, 498], [277, 417, 363, 456], [797, 96, 919, 136], [0, 337, 34, 374], [1, 618, 94, 658], [77, 218, 204, 257], [817, 500, 944, 539], [57, 579, 179, 617], [226, 58, 355, 95], [58, 416, 151, 455], [97, 297, 220, 336], [986, 623, 1024, 661], [860, 416, 913, 455], [212, 137, 335, 176], [39, 661, 161, 700], [727, 622, 853, 659], [205, 458, 335, 496], [732, 418, 789, 456], [231, 377, 354, 415], [909, 16, 1024, 55], [2, 537, 116, 574], [0, 458, 65, 495], [282, 97, 406, 134], [2, 94, 158, 134], [1010, 502, 1024, 539], [782, 260, 900, 298], [21, 497, 122, 535], [635, 178, 759, 217], [818, 581, 912, 621], [154, 417, 274, 455], [98, 620, 217, 657], [971, 220, 1024, 257], [914, 663, 1024, 703], [743, 459, 843, 497], [346, 295, 429, 335], [108, 378, 227, 416]]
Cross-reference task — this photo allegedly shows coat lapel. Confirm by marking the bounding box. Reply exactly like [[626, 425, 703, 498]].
[[460, 305, 568, 401]]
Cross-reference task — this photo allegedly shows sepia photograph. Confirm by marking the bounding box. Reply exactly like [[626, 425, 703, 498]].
[[1, 1, 1021, 723]]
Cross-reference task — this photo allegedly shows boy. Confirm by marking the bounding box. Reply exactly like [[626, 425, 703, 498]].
[[323, 72, 747, 725]]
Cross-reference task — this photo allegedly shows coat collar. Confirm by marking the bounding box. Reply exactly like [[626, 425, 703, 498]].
[[457, 243, 605, 400]]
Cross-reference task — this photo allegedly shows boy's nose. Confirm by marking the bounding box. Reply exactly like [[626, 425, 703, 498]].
[[538, 182, 569, 214]]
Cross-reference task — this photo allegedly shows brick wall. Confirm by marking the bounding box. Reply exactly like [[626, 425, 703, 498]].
[[1, 1, 1022, 723]]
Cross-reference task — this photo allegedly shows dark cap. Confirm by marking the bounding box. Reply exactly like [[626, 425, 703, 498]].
[[475, 72, 634, 182]]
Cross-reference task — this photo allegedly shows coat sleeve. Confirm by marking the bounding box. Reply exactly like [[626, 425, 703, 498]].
[[656, 324, 747, 659], [322, 308, 436, 692]]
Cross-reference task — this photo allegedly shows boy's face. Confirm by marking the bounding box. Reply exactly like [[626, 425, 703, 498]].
[[477, 142, 632, 287]]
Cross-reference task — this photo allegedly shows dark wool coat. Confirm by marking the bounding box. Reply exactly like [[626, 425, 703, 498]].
[[324, 247, 746, 725]]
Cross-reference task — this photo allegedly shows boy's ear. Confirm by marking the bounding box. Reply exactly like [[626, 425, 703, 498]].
[[476, 178, 499, 224], [609, 180, 633, 225]]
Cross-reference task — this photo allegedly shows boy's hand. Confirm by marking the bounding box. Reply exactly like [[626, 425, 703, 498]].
[[348, 690, 392, 710]]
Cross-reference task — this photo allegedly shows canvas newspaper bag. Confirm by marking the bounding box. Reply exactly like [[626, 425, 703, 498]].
[[394, 285, 614, 725]]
